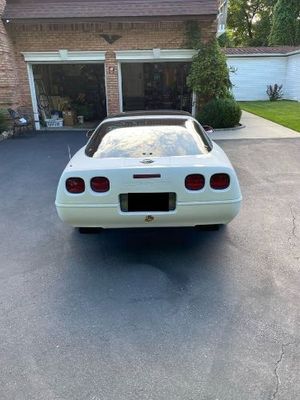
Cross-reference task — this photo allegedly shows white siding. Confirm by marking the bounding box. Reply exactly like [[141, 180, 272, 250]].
[[285, 53, 300, 101], [227, 56, 287, 101]]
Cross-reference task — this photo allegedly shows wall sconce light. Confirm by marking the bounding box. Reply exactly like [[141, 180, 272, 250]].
[[100, 34, 122, 44]]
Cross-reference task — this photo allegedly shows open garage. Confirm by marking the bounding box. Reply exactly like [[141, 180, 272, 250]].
[[121, 62, 192, 112], [32, 63, 106, 129]]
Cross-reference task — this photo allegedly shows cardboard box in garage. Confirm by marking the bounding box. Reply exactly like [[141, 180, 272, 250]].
[[62, 111, 77, 126]]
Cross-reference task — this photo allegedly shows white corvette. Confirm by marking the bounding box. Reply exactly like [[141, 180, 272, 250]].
[[55, 111, 242, 232]]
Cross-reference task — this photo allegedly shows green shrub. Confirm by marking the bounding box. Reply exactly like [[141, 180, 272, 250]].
[[197, 98, 242, 129], [266, 84, 283, 101], [0, 109, 8, 133]]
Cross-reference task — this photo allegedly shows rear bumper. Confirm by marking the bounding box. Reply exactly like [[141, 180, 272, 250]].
[[55, 198, 242, 228]]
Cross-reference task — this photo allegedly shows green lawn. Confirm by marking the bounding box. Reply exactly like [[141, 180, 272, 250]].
[[239, 100, 300, 133]]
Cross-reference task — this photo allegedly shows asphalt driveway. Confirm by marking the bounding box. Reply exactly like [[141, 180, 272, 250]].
[[0, 131, 299, 400]]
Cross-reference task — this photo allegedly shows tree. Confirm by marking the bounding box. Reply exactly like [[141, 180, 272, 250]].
[[187, 39, 232, 111], [226, 0, 276, 46], [269, 0, 300, 46], [218, 30, 235, 48]]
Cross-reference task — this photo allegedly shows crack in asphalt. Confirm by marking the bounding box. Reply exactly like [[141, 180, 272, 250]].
[[271, 342, 295, 400], [290, 207, 297, 238], [288, 206, 298, 249]]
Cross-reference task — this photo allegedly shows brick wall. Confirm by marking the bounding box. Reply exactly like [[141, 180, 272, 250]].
[[3, 16, 217, 116], [0, 0, 20, 111]]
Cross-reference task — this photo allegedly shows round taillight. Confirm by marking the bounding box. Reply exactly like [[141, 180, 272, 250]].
[[185, 174, 205, 191], [91, 177, 110, 193], [66, 177, 85, 193], [210, 173, 230, 190]]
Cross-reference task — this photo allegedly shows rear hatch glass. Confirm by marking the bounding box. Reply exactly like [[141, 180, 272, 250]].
[[86, 118, 211, 158]]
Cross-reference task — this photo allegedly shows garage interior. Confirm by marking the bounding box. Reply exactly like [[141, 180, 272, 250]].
[[121, 62, 192, 113], [32, 64, 106, 129]]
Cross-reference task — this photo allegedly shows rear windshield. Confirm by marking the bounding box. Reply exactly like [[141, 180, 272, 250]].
[[86, 118, 212, 158]]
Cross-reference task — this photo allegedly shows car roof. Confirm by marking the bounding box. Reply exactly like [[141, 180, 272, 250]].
[[106, 110, 192, 120]]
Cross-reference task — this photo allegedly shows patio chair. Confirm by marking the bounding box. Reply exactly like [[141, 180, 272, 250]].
[[7, 108, 34, 136]]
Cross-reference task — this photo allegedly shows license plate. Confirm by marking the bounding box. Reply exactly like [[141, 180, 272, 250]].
[[120, 193, 176, 212]]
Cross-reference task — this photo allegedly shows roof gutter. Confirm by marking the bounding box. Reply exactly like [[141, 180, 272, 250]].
[[1, 14, 217, 24], [226, 51, 300, 57]]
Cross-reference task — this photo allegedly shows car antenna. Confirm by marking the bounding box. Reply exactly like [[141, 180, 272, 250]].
[[67, 145, 72, 161]]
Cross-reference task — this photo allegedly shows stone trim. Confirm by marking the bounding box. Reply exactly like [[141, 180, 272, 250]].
[[22, 50, 106, 63], [116, 49, 196, 62]]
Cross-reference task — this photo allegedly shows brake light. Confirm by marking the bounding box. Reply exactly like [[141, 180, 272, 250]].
[[91, 177, 110, 192], [66, 177, 85, 193], [185, 174, 205, 190], [210, 173, 230, 190]]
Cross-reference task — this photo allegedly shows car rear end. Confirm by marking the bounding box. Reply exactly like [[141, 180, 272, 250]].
[[55, 152, 242, 229], [55, 114, 242, 229]]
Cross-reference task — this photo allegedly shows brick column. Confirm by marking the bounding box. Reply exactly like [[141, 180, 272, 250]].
[[105, 51, 121, 116]]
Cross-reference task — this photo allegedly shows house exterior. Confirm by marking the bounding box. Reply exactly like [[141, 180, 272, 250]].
[[0, 0, 224, 129], [226, 47, 300, 102]]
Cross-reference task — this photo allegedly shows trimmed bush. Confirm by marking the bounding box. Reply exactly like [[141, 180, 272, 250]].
[[198, 98, 242, 129], [187, 39, 232, 110], [0, 110, 8, 133]]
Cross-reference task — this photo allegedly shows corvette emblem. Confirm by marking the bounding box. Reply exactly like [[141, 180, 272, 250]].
[[145, 215, 154, 223], [140, 159, 154, 164]]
